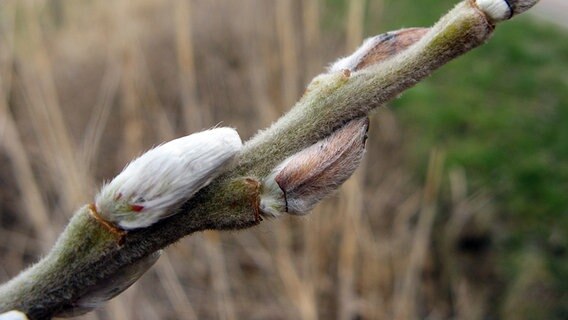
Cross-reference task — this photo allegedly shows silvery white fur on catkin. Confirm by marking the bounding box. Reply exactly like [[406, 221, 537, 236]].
[[95, 128, 242, 229]]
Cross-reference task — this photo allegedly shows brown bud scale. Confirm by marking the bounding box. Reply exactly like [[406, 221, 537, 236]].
[[273, 117, 369, 215]]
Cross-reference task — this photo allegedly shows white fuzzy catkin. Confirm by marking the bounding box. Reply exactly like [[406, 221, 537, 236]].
[[95, 128, 242, 230]]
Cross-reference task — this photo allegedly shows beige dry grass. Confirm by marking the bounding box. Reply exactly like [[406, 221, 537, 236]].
[[0, 0, 494, 319]]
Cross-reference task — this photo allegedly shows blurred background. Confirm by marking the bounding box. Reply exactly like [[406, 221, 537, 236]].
[[0, 0, 566, 319]]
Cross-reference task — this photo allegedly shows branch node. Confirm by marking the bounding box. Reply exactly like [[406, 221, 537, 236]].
[[88, 204, 127, 245]]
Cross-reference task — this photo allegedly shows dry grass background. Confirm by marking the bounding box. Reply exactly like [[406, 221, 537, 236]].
[[0, 0, 498, 319]]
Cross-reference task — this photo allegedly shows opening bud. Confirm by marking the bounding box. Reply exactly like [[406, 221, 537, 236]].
[[95, 128, 242, 230], [329, 28, 429, 73], [260, 117, 369, 217]]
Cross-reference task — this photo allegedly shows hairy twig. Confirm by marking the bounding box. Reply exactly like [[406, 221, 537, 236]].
[[0, 0, 540, 319]]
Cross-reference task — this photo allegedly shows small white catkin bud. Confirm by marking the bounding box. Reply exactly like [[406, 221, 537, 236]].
[[0, 311, 28, 320], [476, 0, 512, 22], [260, 118, 368, 217], [476, 0, 539, 22], [95, 128, 242, 230]]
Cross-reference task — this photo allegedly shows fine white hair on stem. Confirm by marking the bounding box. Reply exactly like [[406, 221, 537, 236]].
[[95, 128, 242, 230]]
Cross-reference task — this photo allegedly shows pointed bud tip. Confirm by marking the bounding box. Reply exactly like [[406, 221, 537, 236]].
[[508, 0, 540, 16], [205, 127, 243, 151]]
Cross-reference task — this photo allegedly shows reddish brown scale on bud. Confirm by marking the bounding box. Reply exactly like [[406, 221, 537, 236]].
[[329, 27, 430, 73], [354, 28, 429, 71], [269, 117, 369, 215]]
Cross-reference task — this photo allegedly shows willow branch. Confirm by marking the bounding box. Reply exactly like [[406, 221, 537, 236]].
[[0, 0, 540, 319]]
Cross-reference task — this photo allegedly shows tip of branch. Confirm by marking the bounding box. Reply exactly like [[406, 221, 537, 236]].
[[475, 0, 540, 22], [508, 0, 541, 16]]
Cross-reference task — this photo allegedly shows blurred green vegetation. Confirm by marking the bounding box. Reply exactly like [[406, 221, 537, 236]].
[[362, 0, 568, 317]]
